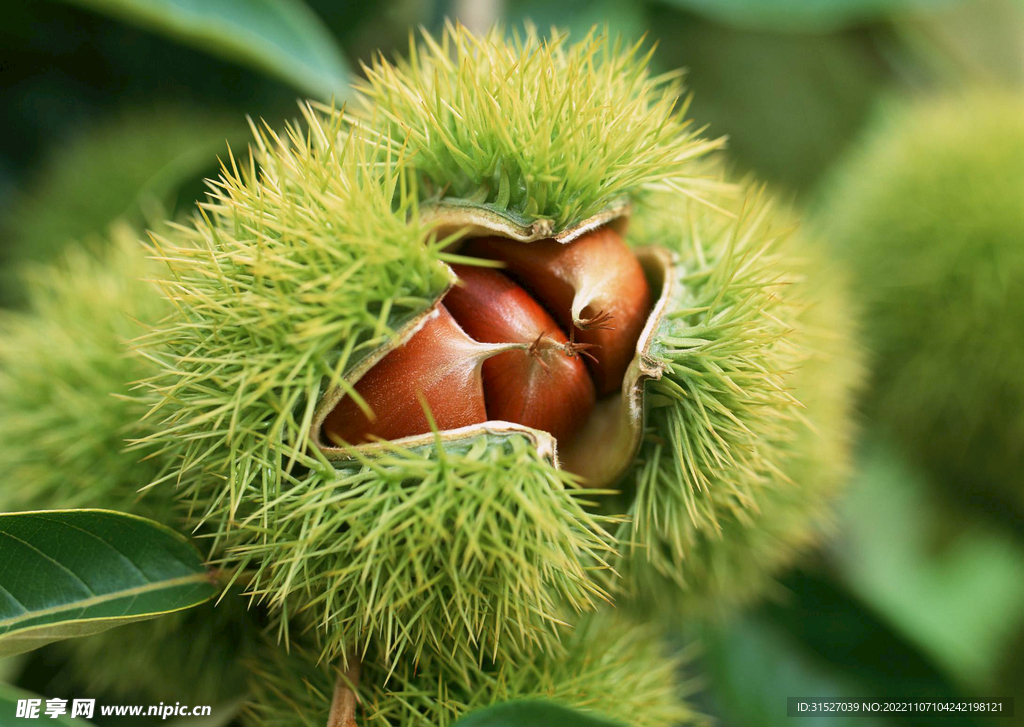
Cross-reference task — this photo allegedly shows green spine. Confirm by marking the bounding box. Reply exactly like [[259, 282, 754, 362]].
[[137, 105, 614, 667], [244, 611, 697, 727], [352, 24, 724, 228], [617, 178, 862, 611], [56, 595, 257, 705]]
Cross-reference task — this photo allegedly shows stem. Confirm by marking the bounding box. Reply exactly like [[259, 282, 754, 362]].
[[573, 304, 615, 331], [475, 339, 532, 358], [570, 278, 616, 331], [327, 657, 361, 727], [563, 327, 599, 364]]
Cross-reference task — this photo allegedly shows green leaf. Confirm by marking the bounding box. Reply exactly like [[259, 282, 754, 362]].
[[656, 0, 963, 32], [701, 613, 894, 727], [59, 0, 351, 99], [0, 509, 216, 658], [0, 682, 94, 725], [505, 0, 650, 42], [452, 701, 625, 727], [701, 569, 984, 727]]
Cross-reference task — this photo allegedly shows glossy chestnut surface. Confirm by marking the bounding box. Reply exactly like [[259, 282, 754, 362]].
[[323, 306, 494, 444], [465, 227, 652, 395], [445, 264, 595, 444]]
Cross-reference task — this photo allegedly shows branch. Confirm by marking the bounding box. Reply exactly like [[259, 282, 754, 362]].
[[327, 656, 361, 727]]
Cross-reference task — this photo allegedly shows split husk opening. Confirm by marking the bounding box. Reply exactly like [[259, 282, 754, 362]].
[[310, 201, 676, 489]]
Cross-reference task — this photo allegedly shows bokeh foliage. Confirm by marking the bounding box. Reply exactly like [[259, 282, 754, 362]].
[[817, 92, 1024, 514]]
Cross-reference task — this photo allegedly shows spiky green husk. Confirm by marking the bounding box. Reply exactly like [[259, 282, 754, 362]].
[[0, 227, 167, 515], [244, 611, 698, 727], [617, 180, 862, 611], [816, 92, 1024, 509], [55, 594, 258, 705], [231, 434, 613, 667], [139, 106, 613, 666], [139, 26, 864, 669], [352, 24, 724, 229], [140, 106, 446, 515]]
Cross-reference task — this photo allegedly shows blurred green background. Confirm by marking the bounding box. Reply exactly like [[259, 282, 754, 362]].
[[2, 0, 1023, 725]]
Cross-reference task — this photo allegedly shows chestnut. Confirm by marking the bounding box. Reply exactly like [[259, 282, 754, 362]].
[[465, 227, 652, 395], [444, 264, 596, 444], [323, 306, 517, 445], [323, 227, 653, 452]]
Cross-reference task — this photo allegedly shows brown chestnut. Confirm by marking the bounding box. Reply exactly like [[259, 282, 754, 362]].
[[464, 227, 652, 395], [444, 264, 596, 444], [322, 306, 518, 445]]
